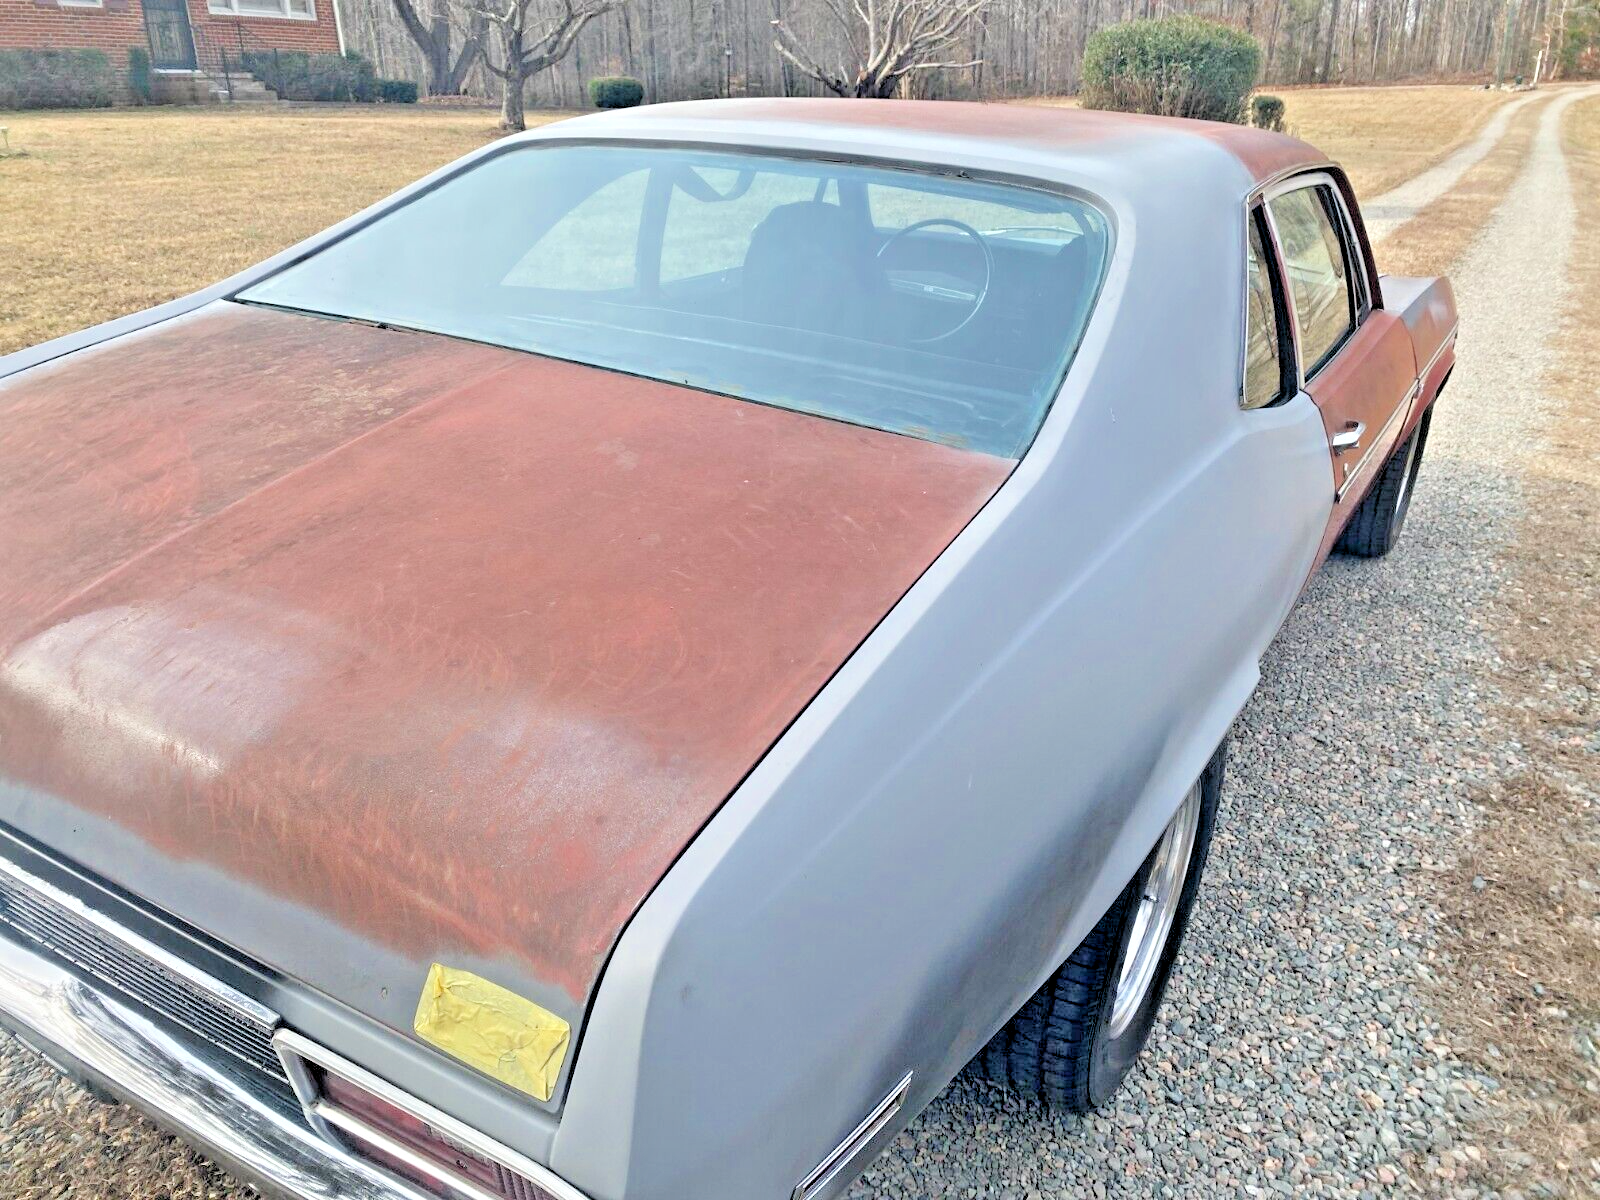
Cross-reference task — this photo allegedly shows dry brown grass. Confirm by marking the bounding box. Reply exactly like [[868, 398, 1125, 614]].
[[1276, 84, 1515, 197], [1433, 94, 1600, 1196], [1372, 92, 1545, 279], [0, 89, 1513, 359], [0, 105, 569, 356]]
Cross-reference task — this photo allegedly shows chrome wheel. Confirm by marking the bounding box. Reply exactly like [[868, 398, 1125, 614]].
[[1106, 783, 1202, 1038], [1394, 430, 1421, 515]]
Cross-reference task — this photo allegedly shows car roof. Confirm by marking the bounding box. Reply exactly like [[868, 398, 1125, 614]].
[[541, 98, 1331, 195]]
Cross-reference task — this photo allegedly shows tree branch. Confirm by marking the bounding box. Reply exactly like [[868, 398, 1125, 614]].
[[773, 0, 989, 97]]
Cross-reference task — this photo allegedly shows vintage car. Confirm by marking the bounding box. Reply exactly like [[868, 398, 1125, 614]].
[[0, 99, 1456, 1200]]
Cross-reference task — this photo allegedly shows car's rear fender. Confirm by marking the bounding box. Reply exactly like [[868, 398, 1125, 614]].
[[1381, 272, 1459, 437]]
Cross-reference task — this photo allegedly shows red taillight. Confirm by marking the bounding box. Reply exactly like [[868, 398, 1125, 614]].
[[317, 1066, 559, 1200]]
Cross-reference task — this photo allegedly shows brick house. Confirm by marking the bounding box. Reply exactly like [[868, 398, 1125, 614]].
[[0, 0, 343, 99]]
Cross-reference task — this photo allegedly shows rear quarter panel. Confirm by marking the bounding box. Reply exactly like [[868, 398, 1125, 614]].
[[1382, 273, 1460, 434]]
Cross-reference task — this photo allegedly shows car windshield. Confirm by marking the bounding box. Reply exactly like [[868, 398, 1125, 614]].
[[239, 143, 1110, 458]]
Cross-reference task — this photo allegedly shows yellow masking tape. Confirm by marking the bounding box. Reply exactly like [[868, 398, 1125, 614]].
[[412, 964, 570, 1102]]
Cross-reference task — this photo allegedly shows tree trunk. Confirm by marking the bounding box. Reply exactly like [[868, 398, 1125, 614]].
[[501, 77, 526, 129], [1265, 0, 1285, 78], [1320, 0, 1343, 78], [500, 28, 527, 130], [1369, 0, 1383, 78], [427, 12, 451, 91], [391, 0, 448, 96], [1347, 0, 1359, 80], [444, 12, 485, 93]]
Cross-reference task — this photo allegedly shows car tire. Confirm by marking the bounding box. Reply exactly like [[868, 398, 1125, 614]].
[[1335, 407, 1432, 558], [974, 742, 1224, 1112]]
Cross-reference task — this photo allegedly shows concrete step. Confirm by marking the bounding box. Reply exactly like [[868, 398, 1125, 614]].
[[216, 88, 279, 103], [209, 75, 280, 104]]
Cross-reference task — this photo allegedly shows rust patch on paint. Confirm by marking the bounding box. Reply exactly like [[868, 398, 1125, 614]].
[[0, 304, 518, 647], [0, 303, 1009, 1016]]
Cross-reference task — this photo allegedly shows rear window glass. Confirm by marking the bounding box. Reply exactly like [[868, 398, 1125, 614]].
[[240, 144, 1110, 458]]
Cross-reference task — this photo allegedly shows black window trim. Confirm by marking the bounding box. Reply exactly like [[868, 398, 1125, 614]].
[[1239, 201, 1297, 410]]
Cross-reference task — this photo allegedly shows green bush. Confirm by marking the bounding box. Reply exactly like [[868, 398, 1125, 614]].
[[127, 47, 152, 105], [0, 49, 115, 110], [240, 50, 377, 102], [1081, 16, 1261, 125], [378, 78, 418, 103], [1251, 92, 1286, 131], [588, 76, 644, 109]]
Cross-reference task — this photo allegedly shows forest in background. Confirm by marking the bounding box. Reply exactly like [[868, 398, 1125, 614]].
[[338, 0, 1600, 110]]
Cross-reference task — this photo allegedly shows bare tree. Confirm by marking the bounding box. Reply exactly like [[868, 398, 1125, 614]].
[[347, 0, 1574, 112], [771, 0, 988, 98], [466, 0, 626, 130], [391, 0, 486, 95]]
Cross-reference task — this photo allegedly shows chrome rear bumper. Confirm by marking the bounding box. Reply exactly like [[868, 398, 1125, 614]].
[[0, 927, 431, 1200]]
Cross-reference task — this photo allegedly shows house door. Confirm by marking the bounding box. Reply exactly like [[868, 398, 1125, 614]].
[[143, 0, 198, 71]]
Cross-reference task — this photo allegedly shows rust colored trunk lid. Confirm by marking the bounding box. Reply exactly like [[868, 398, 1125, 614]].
[[0, 303, 1008, 1072]]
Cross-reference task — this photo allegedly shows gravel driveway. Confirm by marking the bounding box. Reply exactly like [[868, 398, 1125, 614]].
[[3, 88, 1596, 1200]]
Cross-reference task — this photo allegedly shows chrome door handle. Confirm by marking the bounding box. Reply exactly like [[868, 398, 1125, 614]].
[[1331, 420, 1364, 453]]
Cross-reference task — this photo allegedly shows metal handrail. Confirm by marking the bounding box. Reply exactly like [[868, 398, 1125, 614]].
[[221, 23, 280, 99], [188, 26, 231, 99], [189, 19, 281, 102]]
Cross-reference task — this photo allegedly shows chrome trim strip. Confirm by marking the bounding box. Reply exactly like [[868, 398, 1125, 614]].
[[0, 851, 279, 1030], [792, 1071, 913, 1200], [0, 926, 432, 1200], [1247, 159, 1341, 204], [276, 1029, 594, 1200], [1334, 393, 1411, 502], [1417, 321, 1460, 385]]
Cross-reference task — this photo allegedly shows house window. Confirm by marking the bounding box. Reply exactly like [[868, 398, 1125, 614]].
[[58, 0, 106, 8], [209, 0, 314, 18]]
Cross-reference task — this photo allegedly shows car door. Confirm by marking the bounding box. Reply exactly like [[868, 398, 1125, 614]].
[[1262, 173, 1418, 563]]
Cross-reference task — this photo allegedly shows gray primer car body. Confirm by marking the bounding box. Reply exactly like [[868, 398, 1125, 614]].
[[0, 101, 1343, 1200], [542, 105, 1331, 1200]]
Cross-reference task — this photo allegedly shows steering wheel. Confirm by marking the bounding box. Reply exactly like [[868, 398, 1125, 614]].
[[875, 218, 994, 345]]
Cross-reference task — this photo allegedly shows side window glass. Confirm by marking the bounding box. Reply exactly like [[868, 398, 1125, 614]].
[[1267, 185, 1355, 376], [1243, 210, 1292, 410]]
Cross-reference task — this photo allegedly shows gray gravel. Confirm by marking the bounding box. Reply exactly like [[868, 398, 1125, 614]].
[[848, 86, 1597, 1200], [3, 88, 1596, 1200]]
